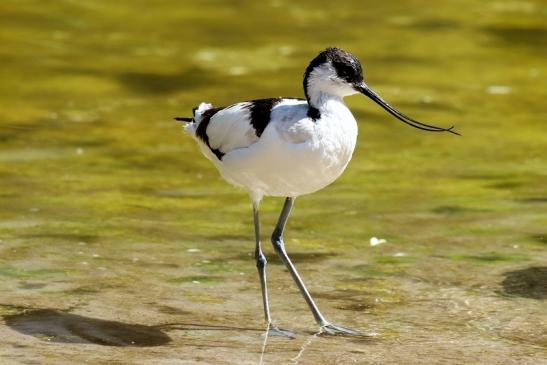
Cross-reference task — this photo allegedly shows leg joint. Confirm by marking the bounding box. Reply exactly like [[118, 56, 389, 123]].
[[271, 228, 282, 243], [255, 250, 267, 269], [271, 234, 285, 254]]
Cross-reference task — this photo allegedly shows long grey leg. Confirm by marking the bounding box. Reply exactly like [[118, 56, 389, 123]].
[[253, 201, 271, 323], [270, 197, 328, 325], [253, 201, 295, 338], [271, 197, 360, 335]]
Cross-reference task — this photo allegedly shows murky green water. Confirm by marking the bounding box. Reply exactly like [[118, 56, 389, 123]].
[[1, 1, 546, 364]]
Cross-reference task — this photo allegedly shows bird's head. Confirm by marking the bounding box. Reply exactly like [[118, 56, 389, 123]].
[[303, 47, 364, 100], [304, 47, 459, 135]]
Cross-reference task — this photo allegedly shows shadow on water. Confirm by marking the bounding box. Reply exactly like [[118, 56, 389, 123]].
[[2, 305, 267, 347], [229, 251, 336, 263], [3, 309, 171, 347], [432, 205, 488, 215], [486, 180, 522, 190], [481, 25, 547, 50], [50, 65, 217, 95], [115, 67, 216, 95], [517, 197, 547, 204], [0, 122, 44, 143], [158, 322, 262, 333], [500, 266, 547, 300], [408, 18, 460, 31], [20, 233, 100, 243], [530, 234, 546, 245]]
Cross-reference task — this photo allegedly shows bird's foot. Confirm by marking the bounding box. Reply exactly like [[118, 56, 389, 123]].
[[263, 323, 296, 339], [320, 323, 360, 336]]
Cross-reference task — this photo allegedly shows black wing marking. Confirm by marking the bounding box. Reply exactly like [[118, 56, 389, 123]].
[[245, 98, 283, 137], [183, 97, 310, 160], [195, 107, 225, 160]]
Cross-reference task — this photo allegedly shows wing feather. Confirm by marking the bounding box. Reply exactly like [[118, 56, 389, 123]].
[[188, 98, 313, 160], [206, 102, 259, 154]]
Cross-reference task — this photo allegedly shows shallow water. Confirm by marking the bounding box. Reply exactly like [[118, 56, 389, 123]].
[[1, 0, 546, 364]]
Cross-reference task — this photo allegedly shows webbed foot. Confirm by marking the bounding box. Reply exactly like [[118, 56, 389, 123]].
[[320, 323, 360, 336], [263, 324, 296, 339]]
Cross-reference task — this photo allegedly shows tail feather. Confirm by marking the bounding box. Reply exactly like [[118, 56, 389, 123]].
[[178, 102, 214, 136], [174, 117, 193, 122], [193, 102, 214, 122]]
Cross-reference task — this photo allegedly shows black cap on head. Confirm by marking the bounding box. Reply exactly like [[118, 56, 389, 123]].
[[303, 47, 364, 100], [328, 48, 364, 84]]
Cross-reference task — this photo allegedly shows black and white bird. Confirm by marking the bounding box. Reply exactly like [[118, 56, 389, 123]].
[[176, 47, 458, 337]]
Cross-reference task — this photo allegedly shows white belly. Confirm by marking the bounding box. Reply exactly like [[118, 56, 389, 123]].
[[216, 110, 358, 200]]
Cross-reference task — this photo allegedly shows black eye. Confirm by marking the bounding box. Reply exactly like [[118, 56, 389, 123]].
[[333, 61, 358, 83], [337, 63, 350, 75]]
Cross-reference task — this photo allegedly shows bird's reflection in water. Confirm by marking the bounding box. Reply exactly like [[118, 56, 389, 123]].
[[286, 331, 320, 365], [257, 326, 321, 365]]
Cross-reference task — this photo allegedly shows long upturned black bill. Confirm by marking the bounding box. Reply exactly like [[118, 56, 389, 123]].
[[355, 82, 460, 136]]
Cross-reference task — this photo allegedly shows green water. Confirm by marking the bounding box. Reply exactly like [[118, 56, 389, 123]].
[[1, 1, 546, 364]]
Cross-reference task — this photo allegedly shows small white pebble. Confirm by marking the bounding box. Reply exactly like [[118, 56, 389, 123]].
[[92, 253, 100, 258], [370, 237, 386, 246], [420, 95, 433, 104], [76, 148, 84, 155], [132, 257, 139, 262], [187, 248, 201, 253], [512, 244, 519, 249], [192, 280, 200, 284], [201, 259, 211, 264], [393, 252, 407, 257], [486, 85, 511, 95], [278, 46, 293, 56], [195, 50, 216, 62], [81, 261, 89, 265], [228, 66, 247, 76]]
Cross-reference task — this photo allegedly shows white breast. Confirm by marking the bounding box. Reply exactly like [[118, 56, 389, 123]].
[[216, 98, 358, 200]]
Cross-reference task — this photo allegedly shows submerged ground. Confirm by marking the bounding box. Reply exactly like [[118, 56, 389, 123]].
[[0, 1, 546, 364]]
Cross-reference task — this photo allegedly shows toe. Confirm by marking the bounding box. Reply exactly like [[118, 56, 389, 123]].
[[320, 323, 360, 336], [264, 325, 296, 339]]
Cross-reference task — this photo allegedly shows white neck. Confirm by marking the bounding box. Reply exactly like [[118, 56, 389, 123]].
[[307, 90, 345, 112], [304, 64, 357, 111]]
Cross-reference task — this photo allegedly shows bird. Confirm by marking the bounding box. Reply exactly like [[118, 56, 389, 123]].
[[176, 47, 459, 337]]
